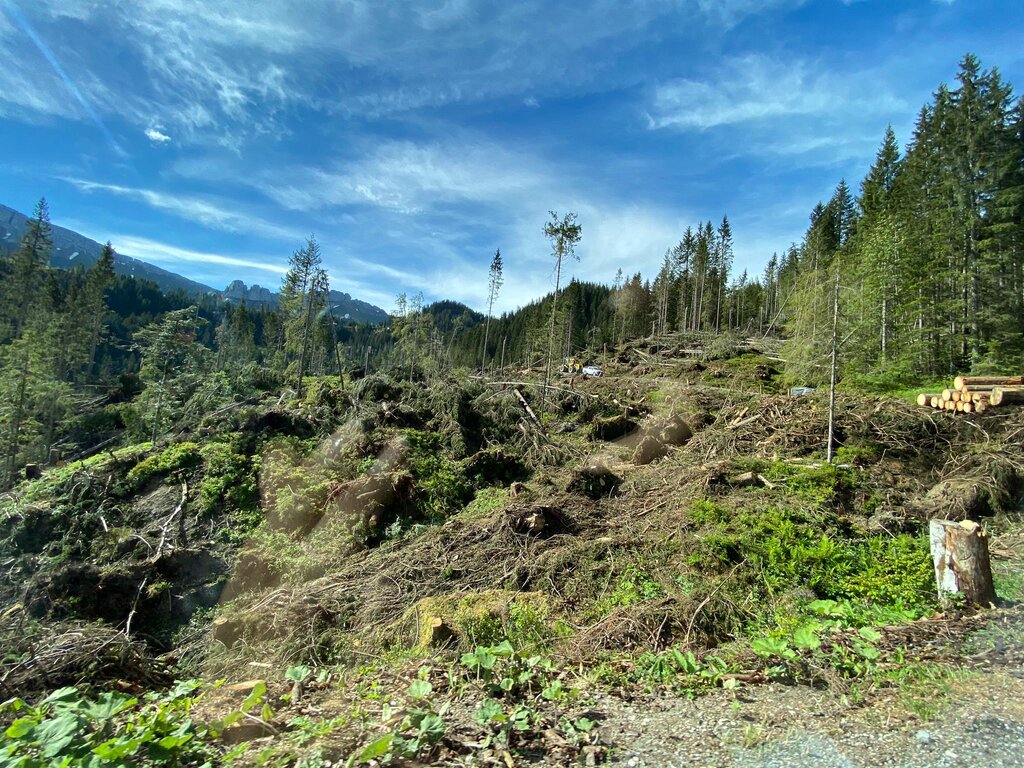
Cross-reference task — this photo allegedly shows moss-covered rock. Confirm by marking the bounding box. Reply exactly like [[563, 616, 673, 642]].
[[402, 589, 553, 650]]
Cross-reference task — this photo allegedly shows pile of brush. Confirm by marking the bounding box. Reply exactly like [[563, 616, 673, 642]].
[[917, 376, 1024, 414]]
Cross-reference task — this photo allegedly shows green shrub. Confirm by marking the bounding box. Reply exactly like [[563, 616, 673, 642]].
[[689, 499, 731, 526], [123, 442, 203, 492], [839, 534, 935, 608], [198, 439, 259, 516], [402, 430, 473, 518], [685, 501, 938, 631]]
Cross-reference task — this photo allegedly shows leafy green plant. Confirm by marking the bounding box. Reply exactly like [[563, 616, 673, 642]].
[[631, 648, 736, 692], [0, 682, 224, 767]]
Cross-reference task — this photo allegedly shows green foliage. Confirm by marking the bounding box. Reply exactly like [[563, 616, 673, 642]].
[[0, 682, 224, 767], [758, 460, 856, 508], [460, 487, 509, 519], [198, 438, 260, 521], [840, 535, 935, 607], [123, 441, 202, 492], [684, 496, 938, 642], [595, 565, 664, 616], [401, 429, 472, 518], [689, 499, 731, 526], [631, 648, 735, 693]]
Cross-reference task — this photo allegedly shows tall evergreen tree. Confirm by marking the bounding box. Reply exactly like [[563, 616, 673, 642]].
[[542, 211, 582, 400], [482, 249, 503, 370], [280, 236, 325, 397]]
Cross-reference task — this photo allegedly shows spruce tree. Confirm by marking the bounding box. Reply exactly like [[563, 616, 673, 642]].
[[542, 211, 582, 401], [482, 249, 503, 370]]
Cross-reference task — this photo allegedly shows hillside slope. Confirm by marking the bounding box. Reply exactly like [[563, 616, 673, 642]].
[[0, 203, 217, 296]]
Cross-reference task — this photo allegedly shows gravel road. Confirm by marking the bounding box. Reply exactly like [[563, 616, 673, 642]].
[[596, 667, 1024, 768]]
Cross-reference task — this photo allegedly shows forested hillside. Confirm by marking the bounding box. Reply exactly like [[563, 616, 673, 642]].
[[785, 54, 1024, 386]]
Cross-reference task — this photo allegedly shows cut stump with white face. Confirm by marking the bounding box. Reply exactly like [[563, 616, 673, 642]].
[[929, 518, 996, 606]]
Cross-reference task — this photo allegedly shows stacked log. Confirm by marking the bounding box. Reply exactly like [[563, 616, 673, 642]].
[[918, 375, 1024, 414]]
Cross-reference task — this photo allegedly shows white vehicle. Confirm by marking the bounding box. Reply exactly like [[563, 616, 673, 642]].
[[582, 365, 604, 377]]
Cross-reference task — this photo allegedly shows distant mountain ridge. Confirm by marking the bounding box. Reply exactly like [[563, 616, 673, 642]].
[[1, 203, 218, 296], [0, 203, 389, 324], [222, 279, 390, 324]]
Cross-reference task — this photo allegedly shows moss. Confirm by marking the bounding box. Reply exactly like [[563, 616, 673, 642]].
[[123, 442, 203, 493], [405, 590, 553, 650], [198, 439, 260, 517]]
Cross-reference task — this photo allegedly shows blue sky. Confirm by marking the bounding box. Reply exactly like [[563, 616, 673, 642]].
[[1, 0, 1021, 313]]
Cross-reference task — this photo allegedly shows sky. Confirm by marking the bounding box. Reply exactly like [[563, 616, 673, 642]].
[[0, 0, 1021, 314]]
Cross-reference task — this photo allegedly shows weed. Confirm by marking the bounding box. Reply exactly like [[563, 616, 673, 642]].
[[0, 681, 227, 766]]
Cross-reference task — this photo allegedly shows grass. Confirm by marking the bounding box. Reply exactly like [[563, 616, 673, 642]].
[[886, 663, 976, 722]]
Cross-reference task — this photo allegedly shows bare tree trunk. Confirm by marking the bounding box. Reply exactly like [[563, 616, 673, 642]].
[[543, 252, 564, 408], [827, 268, 840, 463], [296, 280, 319, 398]]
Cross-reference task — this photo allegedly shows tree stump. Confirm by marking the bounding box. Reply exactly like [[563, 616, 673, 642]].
[[929, 519, 996, 606]]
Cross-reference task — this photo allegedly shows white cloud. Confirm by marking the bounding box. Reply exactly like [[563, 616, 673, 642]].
[[647, 54, 906, 131], [144, 127, 171, 143], [259, 140, 549, 215], [106, 234, 287, 275], [63, 178, 304, 242], [2, 0, 812, 146]]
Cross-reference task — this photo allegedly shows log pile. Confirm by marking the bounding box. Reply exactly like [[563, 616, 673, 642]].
[[917, 375, 1024, 414]]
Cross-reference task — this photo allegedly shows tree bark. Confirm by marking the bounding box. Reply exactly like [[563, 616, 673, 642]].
[[954, 375, 1024, 390], [990, 387, 1024, 406], [929, 519, 995, 606], [826, 268, 840, 463]]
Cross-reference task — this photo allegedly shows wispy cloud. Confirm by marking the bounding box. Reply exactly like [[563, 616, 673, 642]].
[[3, 1, 816, 147], [0, 1, 125, 156], [259, 140, 550, 215], [107, 234, 287, 275], [63, 178, 304, 242], [648, 54, 905, 131]]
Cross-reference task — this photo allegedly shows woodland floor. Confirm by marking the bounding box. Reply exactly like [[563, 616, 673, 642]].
[[2, 335, 1024, 766]]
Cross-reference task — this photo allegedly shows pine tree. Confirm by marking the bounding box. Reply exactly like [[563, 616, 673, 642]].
[[542, 211, 582, 401], [482, 249, 503, 370], [134, 308, 211, 443], [83, 242, 117, 377], [3, 198, 52, 343], [280, 236, 325, 397]]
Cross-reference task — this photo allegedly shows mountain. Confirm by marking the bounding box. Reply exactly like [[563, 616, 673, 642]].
[[327, 290, 390, 324], [1, 203, 390, 323], [222, 280, 390, 324], [0, 203, 217, 297], [223, 280, 275, 306]]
